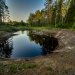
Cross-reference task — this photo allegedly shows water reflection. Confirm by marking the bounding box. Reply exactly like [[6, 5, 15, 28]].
[[0, 38, 13, 58], [29, 31, 58, 55], [0, 31, 58, 59]]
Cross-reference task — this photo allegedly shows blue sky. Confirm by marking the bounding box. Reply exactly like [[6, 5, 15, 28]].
[[6, 0, 45, 22]]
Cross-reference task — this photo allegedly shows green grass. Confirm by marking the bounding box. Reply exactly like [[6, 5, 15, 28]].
[[0, 24, 18, 32], [0, 63, 5, 73], [1, 23, 75, 32], [9, 64, 18, 74], [18, 63, 37, 69], [0, 63, 37, 75]]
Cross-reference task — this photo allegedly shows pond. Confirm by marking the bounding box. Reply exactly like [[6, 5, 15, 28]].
[[0, 30, 58, 59]]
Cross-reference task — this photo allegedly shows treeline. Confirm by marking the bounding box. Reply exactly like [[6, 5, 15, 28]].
[[28, 0, 75, 28], [8, 20, 28, 26]]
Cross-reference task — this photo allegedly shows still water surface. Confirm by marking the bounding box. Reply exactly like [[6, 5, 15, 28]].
[[0, 31, 58, 59]]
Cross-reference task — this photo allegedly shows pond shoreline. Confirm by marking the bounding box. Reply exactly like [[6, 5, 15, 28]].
[[0, 29, 75, 75], [0, 29, 75, 53]]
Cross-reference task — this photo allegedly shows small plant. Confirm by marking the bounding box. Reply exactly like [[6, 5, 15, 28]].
[[0, 63, 5, 75], [9, 64, 18, 74], [0, 63, 4, 70], [19, 63, 37, 69]]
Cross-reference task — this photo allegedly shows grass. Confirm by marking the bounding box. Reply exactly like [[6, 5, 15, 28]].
[[1, 23, 75, 33], [9, 64, 18, 74], [0, 62, 56, 75], [0, 63, 5, 74], [18, 63, 37, 70], [0, 24, 18, 32], [0, 63, 37, 75]]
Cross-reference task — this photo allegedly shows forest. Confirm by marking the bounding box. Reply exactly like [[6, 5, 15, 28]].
[[0, 0, 75, 29], [28, 0, 75, 28], [0, 0, 75, 75]]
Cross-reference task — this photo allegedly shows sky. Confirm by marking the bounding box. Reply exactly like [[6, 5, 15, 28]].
[[6, 0, 45, 22]]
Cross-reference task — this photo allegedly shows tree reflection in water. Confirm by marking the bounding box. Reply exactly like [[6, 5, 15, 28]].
[[0, 31, 59, 58], [29, 31, 58, 55], [0, 38, 13, 58]]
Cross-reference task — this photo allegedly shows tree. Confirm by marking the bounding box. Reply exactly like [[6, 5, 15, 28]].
[[0, 0, 9, 22], [65, 0, 75, 25], [28, 13, 35, 26], [28, 0, 75, 28], [45, 0, 53, 24], [28, 10, 46, 26], [54, 0, 63, 27]]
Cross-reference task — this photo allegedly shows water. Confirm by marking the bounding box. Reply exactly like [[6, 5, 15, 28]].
[[0, 30, 58, 59]]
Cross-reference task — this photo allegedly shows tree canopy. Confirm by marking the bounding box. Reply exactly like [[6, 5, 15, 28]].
[[0, 0, 9, 22], [28, 0, 75, 28]]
